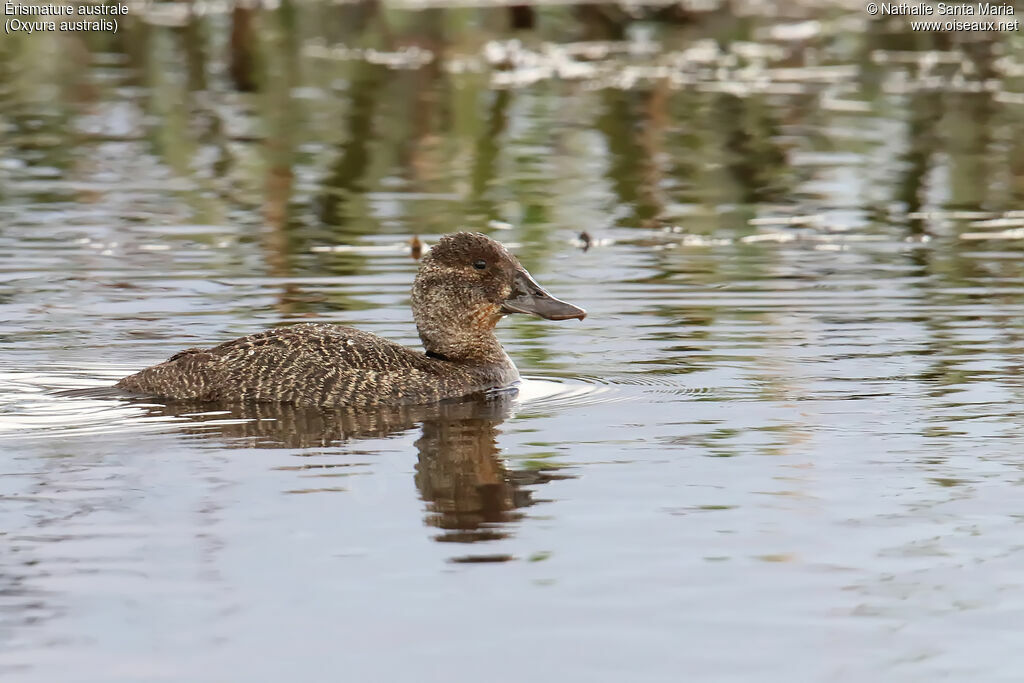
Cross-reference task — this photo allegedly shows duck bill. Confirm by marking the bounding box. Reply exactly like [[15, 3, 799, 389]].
[[501, 269, 586, 321]]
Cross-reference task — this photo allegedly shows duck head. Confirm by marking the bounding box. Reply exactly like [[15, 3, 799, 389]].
[[411, 232, 586, 362]]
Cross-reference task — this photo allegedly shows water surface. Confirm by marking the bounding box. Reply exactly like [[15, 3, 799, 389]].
[[3, 3, 1024, 681]]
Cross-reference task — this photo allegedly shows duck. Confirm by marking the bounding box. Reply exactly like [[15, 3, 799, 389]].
[[115, 232, 586, 407]]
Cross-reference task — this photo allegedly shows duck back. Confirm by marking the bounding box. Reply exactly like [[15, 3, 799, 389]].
[[116, 323, 518, 407]]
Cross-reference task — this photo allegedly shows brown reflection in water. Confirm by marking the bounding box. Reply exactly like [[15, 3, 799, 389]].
[[403, 9, 447, 186], [138, 392, 569, 546], [468, 89, 510, 222], [897, 90, 942, 239], [573, 4, 628, 41], [180, 12, 208, 93], [229, 4, 259, 93], [713, 93, 789, 205], [317, 60, 388, 228], [0, 564, 62, 661], [413, 399, 569, 544], [507, 5, 534, 31], [597, 89, 666, 226]]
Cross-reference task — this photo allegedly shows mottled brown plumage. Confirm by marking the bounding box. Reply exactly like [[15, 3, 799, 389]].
[[116, 232, 586, 407]]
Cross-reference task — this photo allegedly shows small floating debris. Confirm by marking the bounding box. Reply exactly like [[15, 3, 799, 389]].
[[304, 40, 434, 69], [995, 91, 1024, 105], [730, 41, 786, 61], [765, 65, 858, 83], [668, 233, 733, 247], [968, 217, 1024, 229], [571, 232, 616, 249], [561, 40, 638, 60], [448, 554, 515, 564], [577, 231, 592, 252], [311, 242, 424, 254], [960, 228, 1024, 241], [871, 49, 964, 66], [749, 215, 823, 227], [762, 20, 823, 42], [741, 232, 798, 244], [908, 210, 995, 220], [443, 56, 484, 75], [820, 93, 872, 113]]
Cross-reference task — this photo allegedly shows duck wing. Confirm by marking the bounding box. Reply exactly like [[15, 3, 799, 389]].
[[117, 323, 443, 407]]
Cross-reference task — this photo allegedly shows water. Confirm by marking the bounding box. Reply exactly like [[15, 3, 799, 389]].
[[3, 3, 1024, 681]]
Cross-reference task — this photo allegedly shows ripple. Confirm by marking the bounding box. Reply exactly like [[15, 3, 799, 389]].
[[577, 373, 717, 397], [2, 369, 631, 442], [517, 373, 714, 410], [516, 376, 622, 410], [0, 367, 184, 441]]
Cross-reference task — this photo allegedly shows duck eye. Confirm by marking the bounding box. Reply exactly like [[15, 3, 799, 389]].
[[473, 260, 487, 271]]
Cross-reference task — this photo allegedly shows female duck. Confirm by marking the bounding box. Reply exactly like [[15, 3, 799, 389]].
[[116, 232, 585, 407]]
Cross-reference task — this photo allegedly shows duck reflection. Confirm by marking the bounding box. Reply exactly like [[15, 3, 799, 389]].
[[134, 391, 568, 544], [413, 398, 569, 543]]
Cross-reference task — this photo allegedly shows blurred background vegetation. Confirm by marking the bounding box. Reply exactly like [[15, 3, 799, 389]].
[[1, 0, 1023, 303], [3, 1, 1023, 231]]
